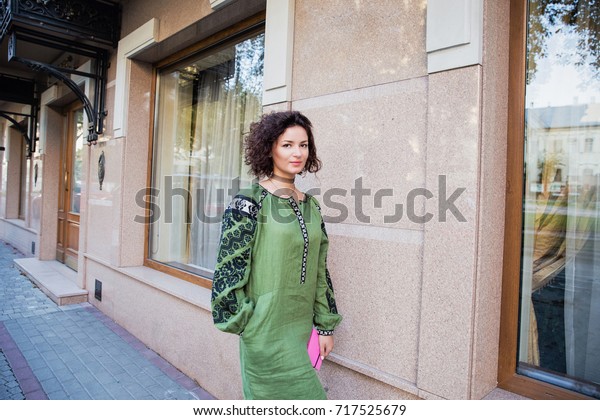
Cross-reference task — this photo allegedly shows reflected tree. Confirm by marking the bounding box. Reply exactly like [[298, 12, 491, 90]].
[[231, 34, 265, 98], [527, 0, 599, 83]]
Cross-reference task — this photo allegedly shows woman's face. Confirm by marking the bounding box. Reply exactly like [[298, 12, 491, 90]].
[[271, 125, 309, 179]]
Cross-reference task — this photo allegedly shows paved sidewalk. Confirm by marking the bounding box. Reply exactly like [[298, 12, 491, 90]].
[[0, 241, 215, 400]]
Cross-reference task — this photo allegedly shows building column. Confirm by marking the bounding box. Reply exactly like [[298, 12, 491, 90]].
[[4, 126, 23, 219], [262, 0, 295, 112], [37, 87, 63, 261]]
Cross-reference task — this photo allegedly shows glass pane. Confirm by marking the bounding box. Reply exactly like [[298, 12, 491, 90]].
[[149, 31, 264, 277], [70, 109, 84, 214], [519, 0, 600, 397]]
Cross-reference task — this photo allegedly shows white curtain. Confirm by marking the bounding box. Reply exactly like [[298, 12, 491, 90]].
[[188, 65, 261, 273], [150, 71, 188, 264], [150, 33, 263, 276]]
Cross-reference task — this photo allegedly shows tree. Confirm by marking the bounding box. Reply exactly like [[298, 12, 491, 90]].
[[527, 0, 599, 83]]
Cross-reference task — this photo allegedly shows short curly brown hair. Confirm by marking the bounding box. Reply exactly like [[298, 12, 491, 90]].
[[244, 111, 322, 179]]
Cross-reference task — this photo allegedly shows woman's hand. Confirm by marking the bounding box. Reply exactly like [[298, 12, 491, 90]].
[[319, 335, 334, 361]]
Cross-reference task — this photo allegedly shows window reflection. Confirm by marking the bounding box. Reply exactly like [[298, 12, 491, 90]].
[[519, 0, 600, 397], [149, 32, 264, 278], [70, 109, 83, 214]]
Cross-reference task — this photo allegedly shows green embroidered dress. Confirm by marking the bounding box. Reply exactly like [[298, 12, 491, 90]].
[[211, 183, 342, 400]]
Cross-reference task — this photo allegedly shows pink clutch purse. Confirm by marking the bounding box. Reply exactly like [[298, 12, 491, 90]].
[[307, 328, 323, 370]]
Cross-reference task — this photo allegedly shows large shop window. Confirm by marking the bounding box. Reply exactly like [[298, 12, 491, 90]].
[[515, 0, 599, 398], [149, 31, 264, 281]]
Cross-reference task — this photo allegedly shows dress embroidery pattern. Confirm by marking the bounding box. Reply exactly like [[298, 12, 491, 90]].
[[230, 196, 260, 219], [317, 210, 337, 315], [212, 213, 255, 325], [288, 197, 309, 284], [211, 192, 267, 326], [325, 268, 338, 314]]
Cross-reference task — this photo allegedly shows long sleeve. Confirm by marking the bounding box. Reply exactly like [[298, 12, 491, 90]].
[[312, 199, 342, 335], [211, 195, 259, 335]]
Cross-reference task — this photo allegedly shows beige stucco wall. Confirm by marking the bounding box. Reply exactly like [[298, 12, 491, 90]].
[[1, 0, 511, 401], [120, 0, 215, 41], [292, 0, 427, 100], [418, 65, 483, 399], [37, 102, 62, 261], [470, 0, 510, 399], [295, 2, 427, 397], [82, 60, 154, 268], [292, 0, 509, 400], [292, 3, 430, 394]]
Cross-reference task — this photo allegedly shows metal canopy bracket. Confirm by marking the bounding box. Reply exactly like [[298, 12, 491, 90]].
[[0, 73, 38, 157], [8, 30, 107, 144], [0, 111, 33, 156], [0, 72, 35, 104], [1, 0, 121, 145]]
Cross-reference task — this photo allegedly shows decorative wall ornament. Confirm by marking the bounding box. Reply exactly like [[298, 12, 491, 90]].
[[57, 54, 74, 69], [98, 150, 105, 190]]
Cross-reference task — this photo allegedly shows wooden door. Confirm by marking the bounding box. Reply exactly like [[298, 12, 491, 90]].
[[56, 105, 84, 271]]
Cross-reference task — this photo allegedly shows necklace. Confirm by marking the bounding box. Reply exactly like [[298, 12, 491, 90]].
[[268, 177, 301, 202], [270, 173, 295, 184]]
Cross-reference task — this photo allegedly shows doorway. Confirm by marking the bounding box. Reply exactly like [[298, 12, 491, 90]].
[[56, 104, 84, 271]]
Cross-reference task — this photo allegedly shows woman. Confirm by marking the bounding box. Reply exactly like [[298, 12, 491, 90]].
[[211, 111, 342, 399]]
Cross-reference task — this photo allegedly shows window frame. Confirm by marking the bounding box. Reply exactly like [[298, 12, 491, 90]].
[[498, 0, 595, 400], [143, 13, 266, 289]]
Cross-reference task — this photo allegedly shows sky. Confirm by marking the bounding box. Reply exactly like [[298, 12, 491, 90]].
[[526, 27, 599, 109]]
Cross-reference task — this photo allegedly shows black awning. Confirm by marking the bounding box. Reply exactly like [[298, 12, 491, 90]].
[[0, 72, 37, 157], [0, 72, 35, 104]]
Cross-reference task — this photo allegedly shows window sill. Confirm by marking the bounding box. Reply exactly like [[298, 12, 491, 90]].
[[498, 373, 594, 400], [0, 217, 37, 234], [83, 253, 212, 312]]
